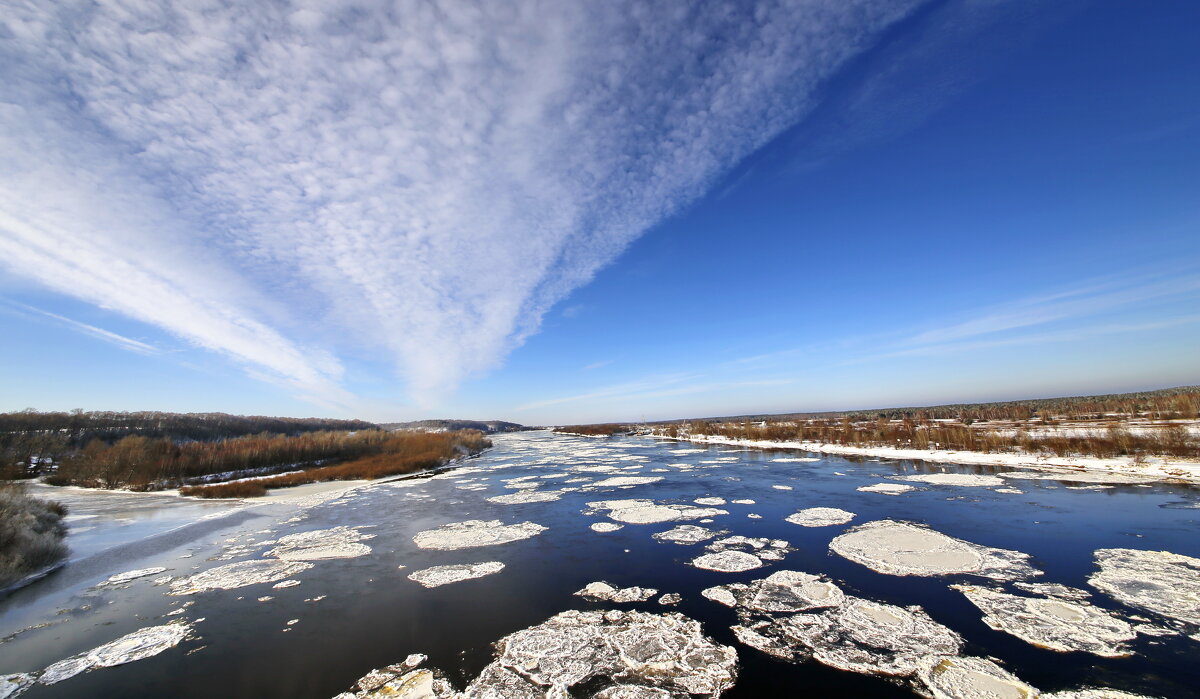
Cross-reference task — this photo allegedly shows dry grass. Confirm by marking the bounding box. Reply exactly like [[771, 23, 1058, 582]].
[[0, 484, 68, 587], [177, 430, 490, 498]]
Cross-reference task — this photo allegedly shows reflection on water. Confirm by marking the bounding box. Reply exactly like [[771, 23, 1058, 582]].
[[2, 431, 1199, 698]]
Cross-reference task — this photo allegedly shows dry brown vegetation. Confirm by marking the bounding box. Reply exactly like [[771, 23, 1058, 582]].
[[0, 484, 68, 587], [674, 417, 1198, 460], [46, 429, 490, 491], [178, 430, 490, 498]]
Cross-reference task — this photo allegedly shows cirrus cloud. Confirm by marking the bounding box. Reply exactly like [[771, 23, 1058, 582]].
[[0, 0, 925, 406]]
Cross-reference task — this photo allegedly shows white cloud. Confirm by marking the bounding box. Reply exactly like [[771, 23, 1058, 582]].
[[5, 302, 158, 355], [0, 0, 924, 406]]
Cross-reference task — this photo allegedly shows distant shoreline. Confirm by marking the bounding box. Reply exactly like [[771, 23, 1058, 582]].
[[652, 433, 1200, 484]]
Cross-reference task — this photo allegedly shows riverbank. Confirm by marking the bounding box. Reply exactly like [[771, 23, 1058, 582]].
[[654, 433, 1200, 483]]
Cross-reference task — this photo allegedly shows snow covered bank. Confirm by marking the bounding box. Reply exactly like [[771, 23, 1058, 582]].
[[657, 434, 1200, 483]]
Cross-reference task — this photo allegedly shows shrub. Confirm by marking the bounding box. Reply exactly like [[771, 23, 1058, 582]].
[[0, 484, 68, 587]]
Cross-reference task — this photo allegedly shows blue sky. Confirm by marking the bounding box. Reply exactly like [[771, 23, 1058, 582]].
[[1, 0, 1198, 425]]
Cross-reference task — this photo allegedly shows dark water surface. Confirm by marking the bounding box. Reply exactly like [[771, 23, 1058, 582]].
[[3, 431, 1199, 698]]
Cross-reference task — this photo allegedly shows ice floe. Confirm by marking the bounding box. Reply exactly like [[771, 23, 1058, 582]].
[[785, 507, 855, 527], [658, 593, 682, 606], [857, 483, 915, 495], [733, 595, 962, 676], [586, 499, 727, 524], [574, 581, 658, 603], [705, 570, 844, 613], [731, 499, 756, 505], [588, 476, 664, 488], [408, 562, 505, 588], [39, 623, 193, 685], [771, 457, 820, 463], [104, 567, 169, 585], [591, 522, 624, 533], [915, 655, 1038, 699], [272, 579, 301, 589], [170, 559, 314, 595], [652, 525, 723, 545], [339, 610, 737, 697], [689, 550, 764, 573], [0, 674, 33, 699], [487, 490, 562, 505], [694, 497, 726, 506], [896, 473, 1005, 487], [412, 520, 547, 550], [265, 526, 373, 561], [1088, 548, 1200, 626], [830, 520, 1040, 580], [952, 584, 1136, 656]]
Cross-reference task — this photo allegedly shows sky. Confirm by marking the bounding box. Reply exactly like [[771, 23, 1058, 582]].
[[1, 0, 1198, 425]]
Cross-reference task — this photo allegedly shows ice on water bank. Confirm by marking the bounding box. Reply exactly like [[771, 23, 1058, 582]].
[[830, 520, 1040, 581], [857, 483, 915, 495], [412, 520, 547, 550], [170, 559, 314, 595], [487, 490, 562, 505], [916, 656, 1038, 699], [408, 562, 504, 588], [104, 567, 168, 584], [0, 674, 34, 699], [574, 581, 658, 603], [266, 526, 373, 560], [39, 623, 193, 685], [953, 584, 1136, 657], [896, 473, 1005, 487], [652, 524, 723, 545], [586, 499, 727, 525], [785, 507, 855, 527], [690, 550, 764, 573], [1089, 548, 1200, 626], [998, 470, 1162, 485]]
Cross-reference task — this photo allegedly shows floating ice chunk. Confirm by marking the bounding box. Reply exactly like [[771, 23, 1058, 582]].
[[732, 499, 756, 505], [734, 596, 962, 676], [39, 623, 193, 685], [412, 520, 547, 550], [658, 593, 682, 606], [772, 485, 793, 490], [305, 595, 327, 603], [747, 514, 763, 519], [690, 550, 764, 573], [589, 476, 665, 488], [1013, 582, 1092, 601], [694, 497, 726, 506], [953, 584, 1135, 657], [1089, 548, 1200, 625], [170, 560, 314, 595], [256, 596, 274, 602], [703, 586, 738, 607], [916, 655, 1038, 699], [785, 507, 855, 527], [652, 525, 722, 545], [995, 488, 1024, 495], [709, 570, 844, 614], [896, 473, 1005, 487], [587, 499, 727, 524], [487, 490, 562, 505], [0, 674, 34, 699], [105, 567, 168, 585], [591, 522, 624, 533], [857, 483, 915, 495], [334, 666, 457, 698], [473, 610, 737, 696], [1043, 690, 1155, 699], [771, 457, 820, 463], [830, 520, 1040, 581], [265, 527, 372, 561], [273, 579, 301, 589], [408, 562, 505, 588], [574, 581, 658, 603]]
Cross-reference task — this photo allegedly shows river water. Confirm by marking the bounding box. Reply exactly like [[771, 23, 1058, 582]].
[[2, 431, 1198, 698]]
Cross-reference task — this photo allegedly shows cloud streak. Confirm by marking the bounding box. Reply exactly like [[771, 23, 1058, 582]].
[[0, 0, 925, 406]]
